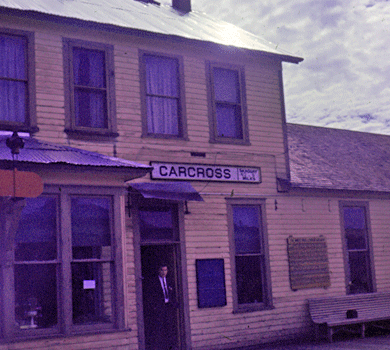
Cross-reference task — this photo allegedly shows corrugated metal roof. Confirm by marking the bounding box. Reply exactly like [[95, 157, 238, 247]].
[[0, 0, 302, 63], [287, 123, 390, 193], [0, 133, 152, 171]]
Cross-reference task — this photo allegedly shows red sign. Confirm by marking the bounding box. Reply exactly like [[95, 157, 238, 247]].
[[0, 169, 43, 197]]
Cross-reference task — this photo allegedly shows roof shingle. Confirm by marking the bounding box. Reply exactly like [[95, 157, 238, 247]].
[[287, 123, 390, 193]]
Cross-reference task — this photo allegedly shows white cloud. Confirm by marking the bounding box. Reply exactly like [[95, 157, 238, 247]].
[[188, 0, 390, 134]]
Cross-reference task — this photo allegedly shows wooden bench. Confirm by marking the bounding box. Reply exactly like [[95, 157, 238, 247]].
[[308, 292, 390, 342]]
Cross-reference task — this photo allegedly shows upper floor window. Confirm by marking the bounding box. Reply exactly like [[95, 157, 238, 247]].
[[140, 52, 187, 138], [227, 199, 272, 312], [0, 30, 36, 132], [207, 62, 249, 144], [63, 39, 117, 138]]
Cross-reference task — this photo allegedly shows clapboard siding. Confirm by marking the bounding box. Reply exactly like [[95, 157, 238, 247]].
[[6, 10, 390, 350]]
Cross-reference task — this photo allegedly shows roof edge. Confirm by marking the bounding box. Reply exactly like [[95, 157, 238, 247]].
[[0, 6, 303, 63]]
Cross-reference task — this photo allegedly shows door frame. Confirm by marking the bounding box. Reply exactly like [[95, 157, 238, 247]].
[[132, 196, 191, 350]]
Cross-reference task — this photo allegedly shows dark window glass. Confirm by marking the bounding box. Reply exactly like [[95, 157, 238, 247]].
[[233, 205, 265, 305], [16, 197, 57, 261], [348, 251, 371, 294], [0, 34, 27, 123], [14, 196, 58, 330], [72, 47, 107, 129], [236, 255, 263, 304], [213, 67, 242, 139], [71, 197, 113, 325], [344, 207, 367, 250], [71, 262, 113, 324], [71, 197, 111, 259], [144, 55, 180, 136], [139, 208, 174, 241], [233, 206, 261, 254], [342, 204, 373, 294], [15, 264, 57, 329]]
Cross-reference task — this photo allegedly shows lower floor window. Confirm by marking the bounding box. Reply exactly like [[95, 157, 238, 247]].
[[0, 186, 124, 339], [228, 199, 272, 312]]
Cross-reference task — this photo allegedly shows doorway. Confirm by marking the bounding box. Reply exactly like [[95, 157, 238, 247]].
[[137, 201, 183, 350]]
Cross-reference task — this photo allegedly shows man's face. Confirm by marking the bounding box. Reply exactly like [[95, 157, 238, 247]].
[[159, 266, 168, 278]]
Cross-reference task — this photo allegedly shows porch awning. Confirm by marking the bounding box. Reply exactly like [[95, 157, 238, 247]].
[[129, 182, 204, 202]]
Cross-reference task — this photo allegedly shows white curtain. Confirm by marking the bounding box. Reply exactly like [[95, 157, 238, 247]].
[[145, 55, 179, 135], [0, 35, 27, 123], [213, 67, 242, 138]]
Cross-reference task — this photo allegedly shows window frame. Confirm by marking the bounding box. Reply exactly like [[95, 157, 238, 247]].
[[63, 38, 118, 139], [227, 198, 272, 313], [0, 28, 37, 133], [339, 201, 376, 295], [139, 50, 188, 140], [207, 61, 249, 145], [0, 186, 125, 341]]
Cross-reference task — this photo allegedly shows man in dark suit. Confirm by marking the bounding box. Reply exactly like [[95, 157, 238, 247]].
[[144, 264, 178, 350]]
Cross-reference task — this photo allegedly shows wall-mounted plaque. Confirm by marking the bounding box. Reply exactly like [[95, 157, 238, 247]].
[[287, 236, 331, 290], [196, 259, 227, 308]]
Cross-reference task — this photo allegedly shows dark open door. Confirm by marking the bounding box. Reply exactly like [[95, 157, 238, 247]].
[[137, 201, 183, 350]]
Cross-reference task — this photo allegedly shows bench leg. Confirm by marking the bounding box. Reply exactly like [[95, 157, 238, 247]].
[[314, 324, 320, 341], [362, 323, 365, 338], [327, 326, 334, 342]]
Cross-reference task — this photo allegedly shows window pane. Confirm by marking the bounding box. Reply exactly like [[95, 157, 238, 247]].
[[0, 35, 26, 80], [0, 34, 27, 123], [236, 255, 263, 304], [145, 55, 179, 97], [72, 262, 113, 324], [71, 197, 111, 260], [139, 208, 174, 241], [15, 264, 57, 329], [233, 206, 261, 254], [344, 207, 367, 250], [348, 251, 371, 294], [146, 96, 179, 135], [0, 80, 26, 122], [16, 197, 57, 261], [213, 68, 239, 103], [216, 103, 242, 138], [73, 47, 105, 88], [74, 89, 107, 128], [144, 55, 180, 136]]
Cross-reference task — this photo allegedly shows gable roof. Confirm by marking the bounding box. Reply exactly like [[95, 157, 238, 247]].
[[0, 133, 152, 177], [0, 0, 302, 64], [287, 123, 390, 193]]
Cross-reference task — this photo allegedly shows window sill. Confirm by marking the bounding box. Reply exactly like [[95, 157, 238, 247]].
[[209, 138, 250, 146], [65, 128, 119, 141], [233, 303, 274, 314], [142, 133, 189, 141], [3, 326, 131, 344], [0, 123, 39, 134]]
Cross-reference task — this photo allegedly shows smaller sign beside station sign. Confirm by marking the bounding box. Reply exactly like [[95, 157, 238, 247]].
[[151, 162, 261, 183]]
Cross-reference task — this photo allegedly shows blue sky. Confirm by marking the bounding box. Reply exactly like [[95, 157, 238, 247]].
[[178, 0, 390, 134]]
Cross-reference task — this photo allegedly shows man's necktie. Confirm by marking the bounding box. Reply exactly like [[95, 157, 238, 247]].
[[163, 278, 169, 300]]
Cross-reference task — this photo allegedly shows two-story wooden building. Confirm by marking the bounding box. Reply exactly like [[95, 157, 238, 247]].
[[1, 1, 390, 350]]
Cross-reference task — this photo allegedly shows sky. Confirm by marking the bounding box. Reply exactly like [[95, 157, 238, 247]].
[[174, 0, 390, 134]]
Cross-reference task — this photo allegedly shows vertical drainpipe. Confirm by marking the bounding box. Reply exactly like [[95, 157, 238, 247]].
[[172, 0, 191, 13]]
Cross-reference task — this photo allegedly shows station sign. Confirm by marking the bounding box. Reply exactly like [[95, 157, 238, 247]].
[[150, 162, 261, 183]]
